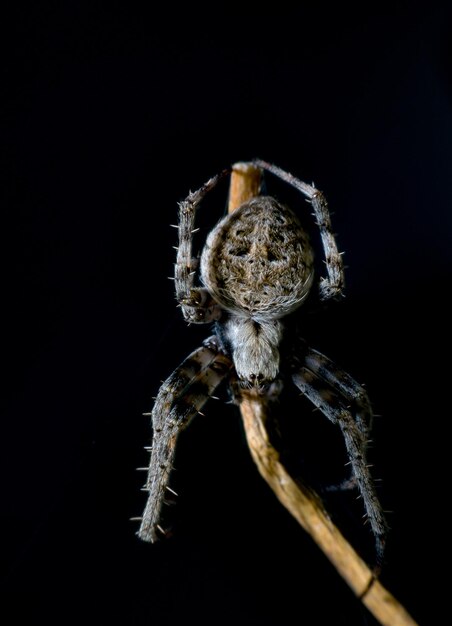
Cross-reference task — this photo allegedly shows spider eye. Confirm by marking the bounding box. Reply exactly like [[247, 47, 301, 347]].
[[249, 373, 264, 385]]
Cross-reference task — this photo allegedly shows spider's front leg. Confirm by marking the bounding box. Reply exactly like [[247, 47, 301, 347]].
[[175, 169, 230, 323], [291, 346, 387, 568], [253, 159, 345, 300], [137, 336, 233, 543]]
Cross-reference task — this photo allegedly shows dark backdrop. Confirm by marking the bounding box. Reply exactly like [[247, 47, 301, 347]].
[[2, 4, 451, 625]]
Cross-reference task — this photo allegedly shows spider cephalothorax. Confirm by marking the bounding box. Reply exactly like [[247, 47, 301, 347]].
[[136, 160, 387, 566]]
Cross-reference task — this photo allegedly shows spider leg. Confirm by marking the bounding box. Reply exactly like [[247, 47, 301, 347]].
[[253, 159, 344, 300], [303, 345, 372, 439], [138, 336, 233, 542], [291, 362, 387, 566], [176, 168, 230, 323], [302, 346, 372, 494]]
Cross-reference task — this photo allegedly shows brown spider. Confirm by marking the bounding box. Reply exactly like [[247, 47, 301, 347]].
[[134, 160, 387, 565]]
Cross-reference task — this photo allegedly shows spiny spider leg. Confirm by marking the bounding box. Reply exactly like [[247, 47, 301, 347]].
[[138, 337, 233, 542], [253, 159, 344, 300], [292, 364, 387, 567], [176, 168, 230, 323], [303, 346, 372, 438]]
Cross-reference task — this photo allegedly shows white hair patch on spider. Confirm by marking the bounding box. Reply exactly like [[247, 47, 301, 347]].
[[223, 317, 283, 385]]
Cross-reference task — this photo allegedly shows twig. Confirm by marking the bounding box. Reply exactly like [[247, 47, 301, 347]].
[[228, 161, 418, 626]]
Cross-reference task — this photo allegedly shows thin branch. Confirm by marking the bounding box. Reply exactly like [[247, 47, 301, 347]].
[[227, 161, 262, 211], [228, 161, 418, 626]]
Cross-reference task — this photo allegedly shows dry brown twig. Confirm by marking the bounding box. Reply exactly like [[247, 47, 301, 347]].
[[229, 162, 418, 626]]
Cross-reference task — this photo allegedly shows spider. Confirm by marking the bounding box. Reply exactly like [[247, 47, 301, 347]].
[[135, 159, 387, 565]]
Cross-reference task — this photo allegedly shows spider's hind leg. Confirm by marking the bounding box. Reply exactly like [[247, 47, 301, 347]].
[[137, 336, 233, 543], [291, 349, 387, 568], [175, 169, 230, 324], [253, 159, 345, 300]]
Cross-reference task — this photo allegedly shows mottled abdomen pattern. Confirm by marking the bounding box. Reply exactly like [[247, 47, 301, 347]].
[[201, 196, 314, 320]]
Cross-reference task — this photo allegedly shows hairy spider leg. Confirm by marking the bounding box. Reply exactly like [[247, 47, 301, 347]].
[[292, 362, 387, 568], [303, 346, 373, 438], [175, 168, 231, 323], [138, 337, 233, 542], [253, 159, 345, 300]]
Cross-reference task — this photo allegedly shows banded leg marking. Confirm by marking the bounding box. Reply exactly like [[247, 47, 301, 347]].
[[138, 337, 233, 542], [292, 365, 387, 565], [175, 169, 230, 323]]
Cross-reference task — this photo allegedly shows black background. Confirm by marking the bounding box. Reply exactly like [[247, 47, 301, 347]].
[[2, 3, 451, 625]]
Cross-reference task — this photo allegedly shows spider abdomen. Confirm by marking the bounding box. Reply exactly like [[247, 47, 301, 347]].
[[200, 196, 314, 320]]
